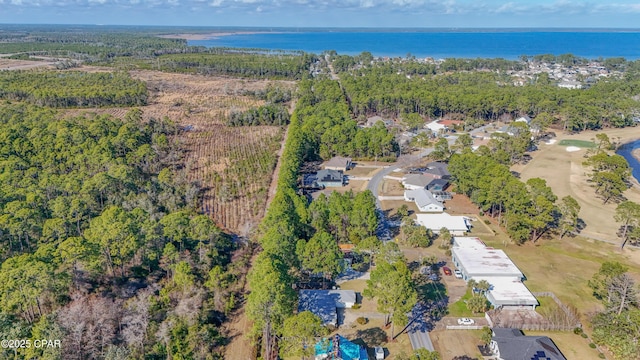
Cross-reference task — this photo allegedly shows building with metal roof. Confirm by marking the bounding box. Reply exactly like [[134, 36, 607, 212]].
[[451, 237, 538, 309], [404, 189, 444, 213]]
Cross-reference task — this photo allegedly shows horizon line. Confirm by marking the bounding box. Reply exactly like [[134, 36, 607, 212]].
[[2, 23, 640, 31]]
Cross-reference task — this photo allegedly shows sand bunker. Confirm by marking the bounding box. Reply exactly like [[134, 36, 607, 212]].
[[545, 139, 557, 145], [566, 146, 581, 152]]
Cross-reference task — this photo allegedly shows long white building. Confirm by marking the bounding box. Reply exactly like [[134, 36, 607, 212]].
[[451, 237, 538, 309]]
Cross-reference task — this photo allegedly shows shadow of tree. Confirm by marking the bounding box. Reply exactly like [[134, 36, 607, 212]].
[[353, 327, 388, 347]]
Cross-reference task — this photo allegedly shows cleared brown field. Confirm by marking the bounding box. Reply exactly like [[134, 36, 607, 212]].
[[0, 58, 55, 70], [64, 69, 295, 234]]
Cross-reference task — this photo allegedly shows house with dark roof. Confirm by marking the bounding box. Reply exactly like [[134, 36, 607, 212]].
[[423, 162, 450, 179], [316, 169, 344, 188], [426, 178, 449, 192], [490, 328, 566, 360]]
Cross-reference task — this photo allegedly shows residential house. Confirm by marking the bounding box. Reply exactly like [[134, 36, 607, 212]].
[[323, 156, 353, 172], [425, 120, 446, 133], [317, 169, 344, 188], [423, 162, 451, 180], [490, 328, 566, 360], [414, 213, 470, 236], [299, 290, 357, 327], [402, 174, 432, 190], [315, 335, 369, 360], [404, 188, 444, 212]]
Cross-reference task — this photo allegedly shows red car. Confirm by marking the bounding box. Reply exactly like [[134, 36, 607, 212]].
[[442, 266, 452, 276]]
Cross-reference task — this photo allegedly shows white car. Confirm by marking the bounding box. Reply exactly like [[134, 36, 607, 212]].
[[454, 269, 463, 279], [375, 346, 385, 359], [457, 318, 475, 325]]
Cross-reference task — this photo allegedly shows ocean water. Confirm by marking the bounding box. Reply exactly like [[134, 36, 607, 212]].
[[189, 30, 640, 60], [617, 139, 640, 183]]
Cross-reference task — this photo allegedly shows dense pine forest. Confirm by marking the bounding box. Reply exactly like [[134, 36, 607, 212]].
[[0, 104, 240, 359], [0, 71, 147, 107]]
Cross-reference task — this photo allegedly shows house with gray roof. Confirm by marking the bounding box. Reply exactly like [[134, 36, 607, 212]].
[[490, 328, 566, 360], [402, 174, 433, 190], [316, 169, 344, 188], [323, 157, 352, 172], [423, 163, 450, 179], [404, 188, 444, 213], [299, 290, 357, 327]]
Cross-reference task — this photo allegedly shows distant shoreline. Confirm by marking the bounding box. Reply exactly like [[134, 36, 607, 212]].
[[159, 31, 282, 41]]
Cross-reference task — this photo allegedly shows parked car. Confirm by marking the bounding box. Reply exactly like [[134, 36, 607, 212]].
[[457, 318, 475, 325], [375, 346, 385, 360], [454, 269, 463, 279], [442, 266, 452, 276]]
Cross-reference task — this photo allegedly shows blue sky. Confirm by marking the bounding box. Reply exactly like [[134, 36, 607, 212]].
[[2, 0, 640, 28]]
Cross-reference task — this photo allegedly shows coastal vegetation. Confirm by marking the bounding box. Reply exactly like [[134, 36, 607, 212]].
[[2, 25, 640, 359], [339, 69, 640, 131], [589, 261, 640, 359], [151, 52, 316, 80], [0, 70, 147, 107], [0, 104, 241, 359]]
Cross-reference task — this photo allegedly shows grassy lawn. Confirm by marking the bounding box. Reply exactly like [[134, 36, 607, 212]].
[[347, 166, 381, 177], [558, 139, 597, 148], [481, 235, 640, 323], [448, 289, 475, 317]]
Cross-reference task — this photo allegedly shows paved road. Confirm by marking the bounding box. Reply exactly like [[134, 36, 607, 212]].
[[408, 330, 434, 351], [367, 148, 433, 239], [406, 302, 435, 351], [367, 148, 434, 208]]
